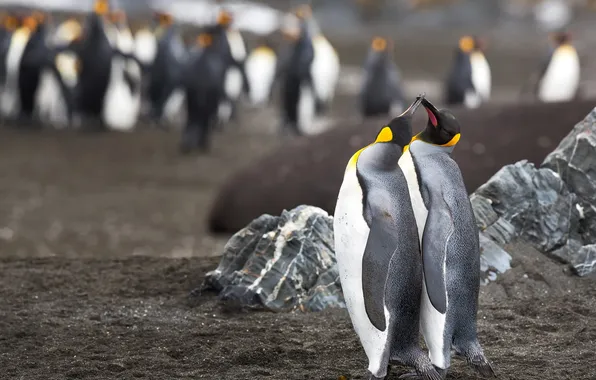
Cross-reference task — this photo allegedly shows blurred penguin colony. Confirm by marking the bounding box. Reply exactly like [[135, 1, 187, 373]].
[[0, 0, 582, 153]]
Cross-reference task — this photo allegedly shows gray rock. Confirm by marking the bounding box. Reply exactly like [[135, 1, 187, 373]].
[[202, 205, 344, 311], [574, 245, 596, 276], [483, 217, 517, 245], [470, 194, 498, 231], [479, 232, 512, 285], [474, 160, 579, 253]]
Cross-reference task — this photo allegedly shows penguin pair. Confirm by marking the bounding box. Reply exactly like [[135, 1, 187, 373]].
[[334, 94, 495, 379], [359, 36, 405, 118], [525, 30, 580, 103], [444, 35, 491, 108]]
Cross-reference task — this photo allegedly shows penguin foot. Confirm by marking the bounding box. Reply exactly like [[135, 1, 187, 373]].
[[467, 353, 496, 377], [398, 366, 446, 380], [366, 371, 386, 380]]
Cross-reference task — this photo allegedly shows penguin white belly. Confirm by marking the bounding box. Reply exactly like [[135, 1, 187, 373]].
[[297, 83, 316, 134], [163, 88, 186, 127], [1, 29, 31, 119], [398, 149, 448, 370], [538, 50, 580, 102], [311, 35, 340, 104], [224, 67, 243, 100], [464, 90, 482, 109], [245, 49, 276, 105], [334, 166, 391, 375], [470, 52, 491, 101], [103, 58, 139, 132], [35, 70, 70, 128], [134, 29, 157, 66]]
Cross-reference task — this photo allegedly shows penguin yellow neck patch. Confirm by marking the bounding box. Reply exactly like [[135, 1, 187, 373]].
[[442, 133, 461, 147], [375, 126, 393, 143]]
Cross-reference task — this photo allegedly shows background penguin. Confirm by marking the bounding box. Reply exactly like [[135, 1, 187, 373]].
[[400, 97, 496, 379], [334, 95, 441, 380], [245, 37, 277, 107], [295, 4, 340, 115], [35, 17, 81, 128], [219, 10, 248, 123], [179, 29, 229, 153], [444, 36, 482, 109], [0, 14, 34, 121], [102, 10, 142, 132], [470, 36, 491, 103], [211, 9, 249, 126], [146, 11, 187, 129], [278, 15, 317, 136], [0, 12, 20, 92], [133, 16, 158, 75], [525, 30, 580, 103], [359, 36, 405, 118]]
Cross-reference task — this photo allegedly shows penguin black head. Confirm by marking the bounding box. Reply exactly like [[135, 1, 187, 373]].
[[473, 36, 487, 52], [414, 98, 461, 147], [457, 35, 475, 54], [294, 4, 312, 20], [108, 10, 126, 26], [374, 95, 425, 148]]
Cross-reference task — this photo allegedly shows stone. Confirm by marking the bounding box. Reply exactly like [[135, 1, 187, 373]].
[[474, 160, 580, 253], [202, 205, 344, 311], [479, 232, 513, 285], [573, 245, 596, 276], [483, 217, 516, 245], [470, 194, 498, 231]]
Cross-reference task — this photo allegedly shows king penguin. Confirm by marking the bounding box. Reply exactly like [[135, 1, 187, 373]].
[[295, 4, 340, 115], [35, 17, 81, 128], [146, 11, 188, 129], [469, 36, 491, 103], [334, 95, 441, 380], [101, 9, 142, 132], [398, 97, 496, 379], [245, 38, 277, 107], [359, 36, 405, 118], [530, 30, 580, 103], [444, 36, 484, 109]]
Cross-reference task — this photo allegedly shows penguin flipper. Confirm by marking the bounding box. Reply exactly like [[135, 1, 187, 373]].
[[361, 214, 399, 332], [421, 196, 452, 315]]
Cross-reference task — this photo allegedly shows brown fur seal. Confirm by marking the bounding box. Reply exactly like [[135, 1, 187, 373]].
[[208, 99, 596, 233]]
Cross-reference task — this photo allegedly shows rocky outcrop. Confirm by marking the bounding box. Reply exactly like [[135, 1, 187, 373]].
[[202, 205, 344, 312], [473, 107, 596, 277]]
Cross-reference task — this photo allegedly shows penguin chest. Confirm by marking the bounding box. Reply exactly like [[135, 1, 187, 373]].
[[1, 29, 32, 117], [245, 49, 276, 105], [398, 150, 428, 243], [310, 36, 339, 103], [470, 52, 491, 100], [538, 48, 580, 102], [334, 165, 391, 371], [134, 29, 157, 66]]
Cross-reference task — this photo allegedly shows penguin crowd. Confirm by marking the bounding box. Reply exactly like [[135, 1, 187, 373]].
[[0, 2, 583, 154], [335, 93, 496, 380]]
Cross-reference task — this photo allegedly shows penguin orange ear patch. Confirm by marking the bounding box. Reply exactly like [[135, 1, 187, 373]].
[[371, 37, 387, 51], [197, 33, 213, 47], [93, 0, 109, 15], [459, 36, 474, 53]]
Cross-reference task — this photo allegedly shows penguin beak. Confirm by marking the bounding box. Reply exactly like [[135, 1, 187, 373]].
[[421, 98, 440, 127], [400, 94, 425, 118]]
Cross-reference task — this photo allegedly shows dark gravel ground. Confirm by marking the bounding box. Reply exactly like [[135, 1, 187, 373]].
[[1, 242, 595, 380]]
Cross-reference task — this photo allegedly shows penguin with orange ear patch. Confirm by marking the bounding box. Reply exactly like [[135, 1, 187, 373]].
[[360, 36, 405, 118], [444, 35, 481, 108]]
